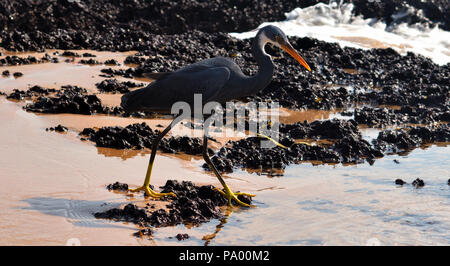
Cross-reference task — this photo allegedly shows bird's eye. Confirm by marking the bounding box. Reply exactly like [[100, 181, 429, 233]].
[[275, 35, 283, 43]]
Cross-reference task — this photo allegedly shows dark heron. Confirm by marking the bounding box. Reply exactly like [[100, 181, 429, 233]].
[[121, 25, 311, 207]]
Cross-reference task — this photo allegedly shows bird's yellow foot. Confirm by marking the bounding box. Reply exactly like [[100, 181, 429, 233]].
[[215, 187, 255, 207], [129, 185, 176, 198]]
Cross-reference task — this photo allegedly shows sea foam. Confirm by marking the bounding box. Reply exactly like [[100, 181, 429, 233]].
[[230, 2, 450, 65]]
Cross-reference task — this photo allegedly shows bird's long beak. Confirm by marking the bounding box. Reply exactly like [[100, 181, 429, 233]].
[[281, 43, 311, 71]]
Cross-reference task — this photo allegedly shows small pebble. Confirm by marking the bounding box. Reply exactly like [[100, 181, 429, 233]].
[[176, 233, 190, 241], [106, 181, 129, 191], [54, 124, 68, 132], [412, 178, 425, 188], [46, 124, 68, 132], [13, 72, 23, 78], [82, 52, 96, 57], [133, 228, 153, 237], [395, 179, 406, 185]]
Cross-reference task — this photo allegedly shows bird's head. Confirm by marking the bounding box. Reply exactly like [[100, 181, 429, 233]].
[[259, 25, 311, 71]]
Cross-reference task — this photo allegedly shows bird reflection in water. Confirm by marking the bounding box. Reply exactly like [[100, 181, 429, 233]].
[[202, 208, 233, 246]]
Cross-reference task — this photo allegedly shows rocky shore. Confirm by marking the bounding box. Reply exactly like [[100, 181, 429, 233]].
[[1, 0, 449, 237], [1, 0, 448, 52]]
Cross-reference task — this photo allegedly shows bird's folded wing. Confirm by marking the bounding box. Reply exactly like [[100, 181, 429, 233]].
[[155, 65, 231, 102], [143, 72, 173, 80], [123, 66, 231, 112]]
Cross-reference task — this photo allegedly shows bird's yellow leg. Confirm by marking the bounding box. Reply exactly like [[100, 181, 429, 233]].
[[203, 125, 255, 207], [216, 183, 256, 207], [257, 132, 312, 148], [128, 116, 180, 199], [204, 159, 255, 207], [129, 160, 176, 198], [256, 132, 289, 148]]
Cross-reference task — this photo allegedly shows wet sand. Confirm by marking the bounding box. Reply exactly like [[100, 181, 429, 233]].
[[0, 98, 276, 245], [0, 52, 449, 246], [0, 50, 139, 95]]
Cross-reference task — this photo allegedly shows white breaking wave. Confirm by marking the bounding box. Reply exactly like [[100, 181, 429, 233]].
[[230, 2, 450, 65]]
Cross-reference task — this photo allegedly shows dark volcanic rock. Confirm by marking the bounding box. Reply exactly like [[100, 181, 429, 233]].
[[79, 127, 96, 137], [78, 59, 101, 65], [82, 52, 96, 57], [397, 105, 449, 124], [95, 203, 148, 225], [54, 124, 68, 132], [374, 129, 421, 152], [95, 79, 143, 94], [206, 135, 341, 173], [134, 228, 153, 238], [1, 27, 435, 117], [0, 54, 57, 66], [1, 0, 448, 52], [7, 89, 28, 100], [100, 68, 135, 79], [354, 107, 403, 127], [80, 123, 154, 150], [280, 119, 360, 140], [395, 179, 406, 185], [373, 124, 450, 153], [206, 121, 449, 173], [46, 124, 68, 132], [176, 233, 190, 241], [354, 106, 448, 127], [61, 51, 80, 57], [104, 59, 119, 65], [95, 79, 129, 93], [103, 31, 449, 114], [0, 0, 328, 51], [79, 58, 119, 65], [331, 135, 383, 164], [25, 86, 107, 115], [206, 119, 382, 172], [17, 85, 148, 117], [7, 85, 55, 100], [352, 0, 450, 31], [206, 131, 384, 172], [124, 55, 146, 65], [0, 2, 448, 131], [1, 1, 448, 178], [412, 178, 425, 188], [106, 182, 129, 192], [80, 122, 204, 155], [94, 180, 246, 234]]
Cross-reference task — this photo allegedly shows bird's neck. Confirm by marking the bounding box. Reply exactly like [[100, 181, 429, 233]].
[[247, 32, 274, 95]]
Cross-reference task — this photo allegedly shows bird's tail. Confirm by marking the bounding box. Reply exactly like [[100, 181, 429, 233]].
[[120, 88, 146, 112]]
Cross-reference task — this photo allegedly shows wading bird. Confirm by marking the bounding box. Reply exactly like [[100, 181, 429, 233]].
[[121, 25, 311, 207]]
